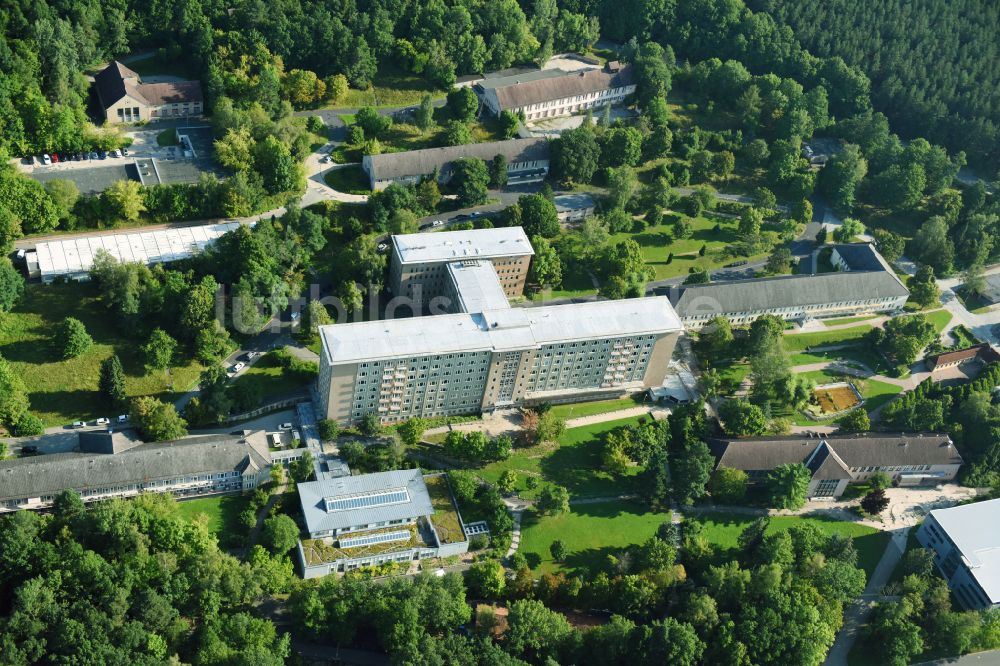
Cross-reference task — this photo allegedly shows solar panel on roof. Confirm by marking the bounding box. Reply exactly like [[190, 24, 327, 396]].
[[338, 530, 410, 549], [323, 488, 410, 513]]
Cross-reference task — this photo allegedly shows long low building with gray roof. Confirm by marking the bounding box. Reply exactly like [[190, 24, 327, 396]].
[[361, 138, 549, 190], [709, 432, 962, 499], [0, 431, 273, 512], [670, 243, 909, 329]]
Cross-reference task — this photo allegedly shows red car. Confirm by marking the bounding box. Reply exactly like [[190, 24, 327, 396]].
[[51, 153, 60, 163]]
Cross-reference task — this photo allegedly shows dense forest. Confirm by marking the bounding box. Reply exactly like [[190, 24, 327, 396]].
[[750, 0, 1000, 169]]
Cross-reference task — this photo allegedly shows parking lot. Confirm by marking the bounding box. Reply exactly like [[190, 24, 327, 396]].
[[31, 161, 139, 194], [23, 125, 222, 193]]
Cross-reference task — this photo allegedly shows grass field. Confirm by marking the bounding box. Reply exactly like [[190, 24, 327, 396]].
[[175, 494, 251, 549], [782, 325, 874, 352], [519, 500, 673, 574], [787, 345, 889, 373], [229, 351, 314, 401], [608, 213, 768, 282], [476, 416, 645, 500], [323, 165, 370, 194], [695, 511, 889, 577], [336, 64, 446, 109], [156, 128, 179, 146], [546, 397, 642, 421], [926, 309, 953, 333], [822, 315, 879, 326], [0, 283, 204, 427]]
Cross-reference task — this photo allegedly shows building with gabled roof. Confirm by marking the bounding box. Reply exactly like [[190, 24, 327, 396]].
[[669, 243, 909, 329], [94, 60, 203, 124], [361, 138, 549, 190], [708, 432, 963, 498], [0, 431, 273, 512], [476, 62, 636, 121], [925, 343, 1000, 372], [917, 498, 1000, 609]]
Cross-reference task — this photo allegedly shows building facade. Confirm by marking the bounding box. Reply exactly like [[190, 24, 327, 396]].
[[317, 296, 682, 424], [94, 61, 203, 124], [0, 431, 273, 513], [916, 499, 1000, 609], [709, 433, 963, 499], [389, 227, 535, 301], [671, 244, 909, 329], [362, 138, 549, 190], [296, 470, 469, 577], [476, 62, 636, 121]]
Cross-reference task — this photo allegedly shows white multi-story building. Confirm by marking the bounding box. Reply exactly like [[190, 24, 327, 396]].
[[317, 296, 682, 424], [476, 62, 636, 121], [917, 498, 1000, 609], [0, 431, 273, 512], [671, 243, 909, 329], [361, 138, 549, 191], [389, 227, 535, 301]]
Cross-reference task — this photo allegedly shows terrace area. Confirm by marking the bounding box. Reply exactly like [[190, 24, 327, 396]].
[[424, 474, 466, 545], [300, 523, 430, 566]]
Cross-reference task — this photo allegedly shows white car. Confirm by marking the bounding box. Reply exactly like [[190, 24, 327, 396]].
[[377, 242, 389, 252], [320, 155, 332, 163], [111, 149, 122, 158], [117, 414, 128, 424], [246, 351, 259, 360], [41, 154, 52, 165], [432, 220, 445, 227], [278, 422, 294, 431], [95, 417, 110, 426], [121, 147, 130, 156], [71, 420, 86, 428], [231, 361, 246, 373]]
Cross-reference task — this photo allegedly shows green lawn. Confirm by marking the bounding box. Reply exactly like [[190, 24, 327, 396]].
[[786, 370, 902, 426], [926, 309, 953, 334], [336, 64, 446, 109], [229, 350, 314, 401], [0, 283, 204, 428], [822, 315, 879, 327], [476, 416, 645, 500], [156, 128, 178, 146], [695, 511, 890, 577], [546, 397, 642, 421], [608, 213, 767, 282], [323, 165, 370, 194], [519, 500, 673, 574], [782, 325, 874, 352], [787, 346, 890, 373], [175, 494, 251, 550]]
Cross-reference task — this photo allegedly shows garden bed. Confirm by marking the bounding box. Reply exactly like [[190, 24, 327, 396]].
[[806, 381, 862, 419]]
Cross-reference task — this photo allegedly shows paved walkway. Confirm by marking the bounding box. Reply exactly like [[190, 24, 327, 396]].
[[824, 527, 909, 666], [790, 360, 928, 391]]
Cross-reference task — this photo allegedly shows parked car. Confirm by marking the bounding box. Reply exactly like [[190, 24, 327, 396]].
[[245, 351, 259, 360], [320, 154, 332, 163], [95, 417, 110, 426], [89, 151, 99, 160], [97, 150, 107, 159], [51, 153, 60, 163], [278, 422, 294, 431], [117, 414, 128, 424], [230, 361, 246, 373], [111, 149, 122, 158], [41, 154, 52, 165], [22, 155, 34, 165], [21, 445, 39, 455], [452, 214, 470, 221], [121, 147, 130, 156], [432, 220, 445, 227], [71, 420, 86, 428], [377, 242, 389, 252]]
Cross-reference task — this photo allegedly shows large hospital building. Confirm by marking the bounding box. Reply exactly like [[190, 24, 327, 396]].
[[318, 228, 683, 424]]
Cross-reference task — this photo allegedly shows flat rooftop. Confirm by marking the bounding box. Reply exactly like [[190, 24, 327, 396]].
[[447, 260, 511, 313], [320, 296, 683, 365], [34, 222, 240, 278], [928, 498, 1000, 603], [298, 468, 434, 535], [392, 227, 533, 265]]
